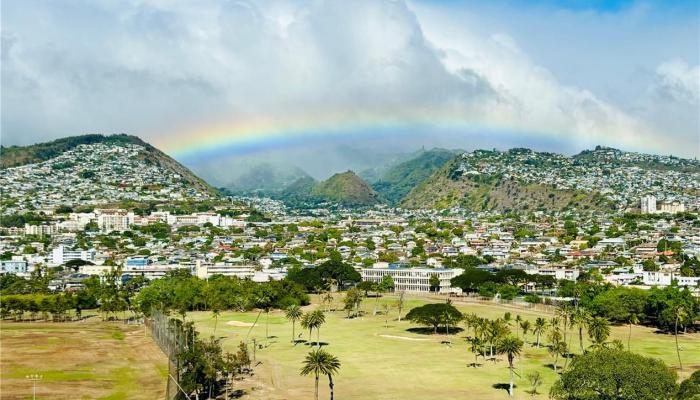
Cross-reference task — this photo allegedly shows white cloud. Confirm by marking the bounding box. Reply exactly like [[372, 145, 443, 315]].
[[655, 59, 700, 104], [1, 0, 698, 159]]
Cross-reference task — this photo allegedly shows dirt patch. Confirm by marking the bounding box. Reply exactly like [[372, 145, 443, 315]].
[[379, 334, 429, 341], [226, 320, 256, 327]]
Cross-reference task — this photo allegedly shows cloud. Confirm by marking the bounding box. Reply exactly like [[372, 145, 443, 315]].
[[1, 0, 698, 160], [655, 59, 700, 104]]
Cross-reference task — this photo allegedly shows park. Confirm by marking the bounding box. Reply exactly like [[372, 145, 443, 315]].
[[1, 292, 698, 399], [187, 293, 700, 400]]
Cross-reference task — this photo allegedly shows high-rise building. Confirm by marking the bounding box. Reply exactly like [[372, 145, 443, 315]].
[[640, 195, 657, 214], [95, 209, 130, 232]]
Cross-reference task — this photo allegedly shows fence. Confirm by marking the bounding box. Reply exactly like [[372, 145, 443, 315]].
[[146, 310, 186, 400]]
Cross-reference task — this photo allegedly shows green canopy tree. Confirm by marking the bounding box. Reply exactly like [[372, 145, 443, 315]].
[[405, 303, 463, 334], [550, 349, 677, 400]]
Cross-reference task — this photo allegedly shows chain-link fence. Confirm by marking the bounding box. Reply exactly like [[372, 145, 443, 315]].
[[146, 310, 185, 400]]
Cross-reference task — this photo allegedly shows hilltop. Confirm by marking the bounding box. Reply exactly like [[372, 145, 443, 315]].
[[1, 134, 216, 195], [0, 134, 218, 214], [401, 147, 699, 212], [310, 171, 381, 206]]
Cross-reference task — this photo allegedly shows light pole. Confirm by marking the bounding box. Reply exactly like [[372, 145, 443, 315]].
[[26, 374, 42, 400]]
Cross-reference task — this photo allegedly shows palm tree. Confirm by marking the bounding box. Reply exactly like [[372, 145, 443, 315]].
[[548, 327, 566, 372], [520, 320, 531, 344], [468, 337, 484, 367], [322, 290, 334, 312], [587, 316, 611, 350], [307, 309, 326, 348], [286, 305, 303, 344], [300, 349, 341, 400], [674, 306, 686, 377], [212, 308, 221, 334], [557, 304, 573, 344], [571, 308, 590, 353], [514, 315, 523, 338], [627, 313, 639, 351], [301, 312, 313, 343], [497, 335, 524, 397], [487, 319, 508, 360], [533, 317, 548, 348]]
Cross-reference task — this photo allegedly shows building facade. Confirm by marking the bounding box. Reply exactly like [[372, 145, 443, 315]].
[[361, 265, 460, 293]]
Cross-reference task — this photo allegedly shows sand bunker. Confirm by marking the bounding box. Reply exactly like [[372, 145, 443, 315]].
[[379, 334, 429, 341], [226, 320, 255, 327]]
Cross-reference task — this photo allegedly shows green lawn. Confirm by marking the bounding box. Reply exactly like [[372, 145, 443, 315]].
[[191, 294, 700, 400]]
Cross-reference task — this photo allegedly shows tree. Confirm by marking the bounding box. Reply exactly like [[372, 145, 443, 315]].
[[301, 312, 313, 342], [550, 349, 677, 400], [405, 303, 462, 334], [468, 337, 485, 367], [300, 349, 341, 400], [676, 370, 700, 400], [497, 335, 524, 397], [379, 275, 395, 293], [343, 288, 362, 318], [526, 371, 542, 398], [570, 308, 590, 354], [286, 305, 303, 344], [307, 309, 326, 348], [212, 308, 221, 334], [520, 320, 531, 344], [627, 313, 639, 351], [450, 268, 493, 293], [587, 317, 610, 350], [549, 329, 567, 372], [533, 317, 548, 348], [429, 274, 440, 293], [674, 305, 687, 377], [396, 291, 405, 321]]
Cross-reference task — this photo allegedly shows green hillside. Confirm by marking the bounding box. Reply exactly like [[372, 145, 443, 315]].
[[310, 171, 380, 206], [401, 157, 614, 212], [372, 148, 456, 204]]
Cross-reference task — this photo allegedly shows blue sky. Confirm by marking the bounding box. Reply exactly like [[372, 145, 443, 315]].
[[1, 0, 698, 178]]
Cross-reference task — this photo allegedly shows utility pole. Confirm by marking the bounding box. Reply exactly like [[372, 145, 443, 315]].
[[26, 374, 42, 400]]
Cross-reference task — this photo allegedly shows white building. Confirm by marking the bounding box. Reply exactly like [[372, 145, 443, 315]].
[[96, 209, 130, 232], [24, 223, 56, 236], [526, 267, 580, 281], [51, 245, 96, 265], [194, 262, 286, 281], [659, 200, 685, 214], [641, 195, 657, 214], [361, 265, 460, 293]]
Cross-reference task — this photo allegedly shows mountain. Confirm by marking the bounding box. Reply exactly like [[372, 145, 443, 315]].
[[1, 134, 216, 195], [0, 134, 219, 214], [371, 148, 457, 204], [401, 147, 699, 212], [310, 171, 380, 206], [227, 163, 311, 193], [279, 176, 318, 202]]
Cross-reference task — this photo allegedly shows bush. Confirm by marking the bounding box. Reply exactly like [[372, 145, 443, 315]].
[[524, 293, 542, 304]]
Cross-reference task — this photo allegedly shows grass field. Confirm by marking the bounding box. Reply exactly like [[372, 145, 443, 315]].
[[191, 294, 700, 400], [0, 319, 167, 400]]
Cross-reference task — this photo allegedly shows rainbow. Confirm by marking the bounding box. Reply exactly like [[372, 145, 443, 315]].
[[153, 111, 648, 160]]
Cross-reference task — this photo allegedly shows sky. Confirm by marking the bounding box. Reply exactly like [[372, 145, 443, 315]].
[[1, 0, 699, 181]]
